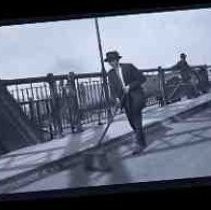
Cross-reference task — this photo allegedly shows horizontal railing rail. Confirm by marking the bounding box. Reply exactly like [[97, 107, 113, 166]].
[[1, 64, 210, 139]]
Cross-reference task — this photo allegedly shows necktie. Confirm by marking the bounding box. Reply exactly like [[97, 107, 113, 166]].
[[116, 67, 125, 88]]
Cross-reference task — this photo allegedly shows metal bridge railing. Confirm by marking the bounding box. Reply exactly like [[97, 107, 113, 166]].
[[1, 64, 210, 139]]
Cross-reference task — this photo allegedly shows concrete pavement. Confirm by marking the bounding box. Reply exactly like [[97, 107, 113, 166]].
[[0, 92, 211, 194], [10, 99, 211, 193]]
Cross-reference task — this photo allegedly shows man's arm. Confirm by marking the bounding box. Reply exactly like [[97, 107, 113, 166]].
[[171, 61, 181, 72], [128, 64, 146, 91]]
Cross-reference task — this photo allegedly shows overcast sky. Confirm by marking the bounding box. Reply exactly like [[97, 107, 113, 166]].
[[0, 7, 211, 79]]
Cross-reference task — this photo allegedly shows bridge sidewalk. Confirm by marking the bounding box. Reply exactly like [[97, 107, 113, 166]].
[[0, 92, 211, 194]]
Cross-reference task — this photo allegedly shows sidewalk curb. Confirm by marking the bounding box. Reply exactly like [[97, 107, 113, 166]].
[[145, 99, 211, 133], [0, 98, 211, 194]]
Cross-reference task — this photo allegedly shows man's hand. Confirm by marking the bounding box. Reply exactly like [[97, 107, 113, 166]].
[[123, 85, 130, 94]]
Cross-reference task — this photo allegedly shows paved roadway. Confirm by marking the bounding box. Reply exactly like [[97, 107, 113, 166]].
[[12, 104, 211, 193]]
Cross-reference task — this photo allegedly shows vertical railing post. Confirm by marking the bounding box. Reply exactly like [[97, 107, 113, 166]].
[[15, 85, 20, 103], [36, 100, 42, 126], [158, 66, 167, 106], [96, 81, 103, 125], [47, 73, 63, 137], [45, 98, 54, 140], [28, 97, 35, 122]]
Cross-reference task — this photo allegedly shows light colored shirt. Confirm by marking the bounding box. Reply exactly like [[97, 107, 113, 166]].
[[115, 65, 126, 88]]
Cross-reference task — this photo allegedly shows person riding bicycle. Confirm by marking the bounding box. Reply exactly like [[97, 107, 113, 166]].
[[171, 53, 199, 99]]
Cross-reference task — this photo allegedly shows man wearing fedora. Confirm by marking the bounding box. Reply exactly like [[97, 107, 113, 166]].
[[104, 51, 147, 154]]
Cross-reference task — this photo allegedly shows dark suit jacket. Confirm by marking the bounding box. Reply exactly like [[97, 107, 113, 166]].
[[108, 63, 146, 110]]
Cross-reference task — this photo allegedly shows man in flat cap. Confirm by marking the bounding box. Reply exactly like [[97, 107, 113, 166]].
[[171, 53, 199, 99], [105, 51, 147, 154]]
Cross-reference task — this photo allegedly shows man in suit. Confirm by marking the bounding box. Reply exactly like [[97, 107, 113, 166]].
[[105, 51, 147, 154]]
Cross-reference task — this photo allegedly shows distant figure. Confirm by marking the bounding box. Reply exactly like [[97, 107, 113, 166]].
[[65, 73, 83, 133], [105, 51, 147, 154], [196, 66, 210, 94], [171, 53, 199, 99], [47, 73, 64, 138], [50, 93, 64, 137]]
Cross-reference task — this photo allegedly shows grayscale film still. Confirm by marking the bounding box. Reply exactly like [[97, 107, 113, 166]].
[[0, 7, 211, 194]]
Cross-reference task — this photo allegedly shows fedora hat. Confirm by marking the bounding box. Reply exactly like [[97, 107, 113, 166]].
[[104, 51, 122, 62]]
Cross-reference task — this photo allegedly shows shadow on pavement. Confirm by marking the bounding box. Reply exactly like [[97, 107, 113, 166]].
[[121, 125, 211, 160]]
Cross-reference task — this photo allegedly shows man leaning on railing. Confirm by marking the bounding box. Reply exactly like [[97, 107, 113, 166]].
[[170, 53, 200, 99]]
